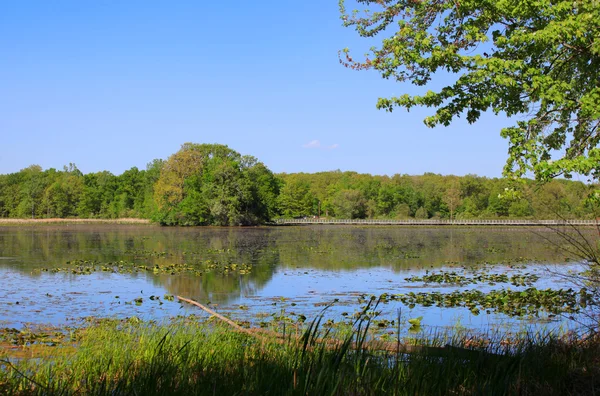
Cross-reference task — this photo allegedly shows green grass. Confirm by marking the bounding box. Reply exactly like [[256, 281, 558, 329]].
[[1, 314, 599, 395]]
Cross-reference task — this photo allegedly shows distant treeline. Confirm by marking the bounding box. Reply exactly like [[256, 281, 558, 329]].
[[0, 143, 597, 225]]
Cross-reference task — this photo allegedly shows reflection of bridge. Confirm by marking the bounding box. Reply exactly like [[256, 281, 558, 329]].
[[274, 218, 599, 226]]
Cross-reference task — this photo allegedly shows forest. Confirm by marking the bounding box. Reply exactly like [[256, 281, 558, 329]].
[[0, 143, 598, 225]]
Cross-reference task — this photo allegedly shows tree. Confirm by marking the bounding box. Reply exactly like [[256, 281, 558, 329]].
[[443, 181, 462, 220], [18, 165, 44, 218], [333, 189, 367, 219], [377, 184, 397, 216], [239, 159, 281, 222], [532, 181, 570, 218], [459, 175, 489, 216], [42, 165, 83, 218], [137, 159, 164, 218], [277, 178, 315, 218], [394, 203, 411, 219], [415, 206, 428, 219], [78, 171, 117, 218], [154, 143, 279, 226], [115, 167, 145, 216], [508, 199, 533, 218], [487, 189, 510, 217], [340, 1, 600, 181]]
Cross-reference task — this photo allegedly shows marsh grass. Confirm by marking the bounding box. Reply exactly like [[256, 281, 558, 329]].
[[1, 313, 600, 395]]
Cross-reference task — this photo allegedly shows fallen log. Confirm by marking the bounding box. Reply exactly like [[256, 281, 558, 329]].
[[177, 295, 502, 360], [177, 296, 267, 340]]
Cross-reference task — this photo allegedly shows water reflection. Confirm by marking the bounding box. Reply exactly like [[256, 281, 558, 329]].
[[0, 225, 586, 328]]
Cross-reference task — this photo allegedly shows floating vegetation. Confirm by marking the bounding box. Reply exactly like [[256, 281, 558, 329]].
[[205, 248, 233, 254], [404, 270, 540, 286], [0, 326, 74, 347], [476, 258, 531, 266], [182, 248, 236, 255], [301, 246, 334, 254], [38, 259, 252, 276], [371, 287, 593, 317], [401, 252, 421, 259], [408, 316, 423, 331], [124, 250, 170, 258]]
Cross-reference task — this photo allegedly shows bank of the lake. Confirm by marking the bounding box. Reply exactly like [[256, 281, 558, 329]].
[[0, 218, 151, 225]]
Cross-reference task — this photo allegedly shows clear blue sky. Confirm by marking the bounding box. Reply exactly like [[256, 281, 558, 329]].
[[0, 1, 513, 177]]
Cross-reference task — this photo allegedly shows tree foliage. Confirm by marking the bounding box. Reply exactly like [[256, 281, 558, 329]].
[[277, 178, 316, 218], [340, 0, 600, 181], [277, 170, 597, 220], [0, 145, 597, 223], [154, 143, 279, 226]]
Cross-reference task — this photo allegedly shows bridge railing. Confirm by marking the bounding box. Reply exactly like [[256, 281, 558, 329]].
[[273, 218, 599, 226]]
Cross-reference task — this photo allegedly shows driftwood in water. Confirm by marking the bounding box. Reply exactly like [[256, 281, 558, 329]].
[[177, 296, 268, 340], [177, 295, 500, 360]]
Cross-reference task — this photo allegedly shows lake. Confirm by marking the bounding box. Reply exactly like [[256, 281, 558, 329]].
[[0, 225, 591, 336]]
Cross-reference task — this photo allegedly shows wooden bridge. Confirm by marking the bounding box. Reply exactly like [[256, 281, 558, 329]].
[[274, 218, 599, 226]]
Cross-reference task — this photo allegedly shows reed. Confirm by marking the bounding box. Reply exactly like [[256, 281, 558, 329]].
[[1, 314, 599, 395]]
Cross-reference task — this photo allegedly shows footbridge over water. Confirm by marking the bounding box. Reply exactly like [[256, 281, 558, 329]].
[[274, 218, 599, 226]]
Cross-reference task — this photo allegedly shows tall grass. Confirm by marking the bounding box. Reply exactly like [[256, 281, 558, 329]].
[[1, 314, 599, 395]]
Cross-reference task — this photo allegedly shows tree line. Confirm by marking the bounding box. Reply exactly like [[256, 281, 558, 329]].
[[0, 143, 597, 225]]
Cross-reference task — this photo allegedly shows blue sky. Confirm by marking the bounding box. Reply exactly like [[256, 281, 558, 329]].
[[1, 1, 513, 177]]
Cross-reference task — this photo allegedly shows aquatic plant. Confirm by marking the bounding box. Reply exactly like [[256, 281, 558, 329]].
[[2, 314, 600, 395], [40, 258, 253, 276], [404, 270, 540, 286], [371, 287, 593, 317]]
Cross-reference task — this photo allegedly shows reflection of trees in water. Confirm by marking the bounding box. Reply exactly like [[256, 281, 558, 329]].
[[0, 225, 281, 305], [153, 229, 281, 304], [158, 273, 258, 305], [0, 225, 587, 303], [0, 225, 160, 269], [273, 226, 577, 271]]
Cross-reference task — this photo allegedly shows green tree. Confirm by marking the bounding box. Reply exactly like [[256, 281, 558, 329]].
[[459, 175, 489, 216], [0, 175, 7, 217], [394, 203, 411, 219], [42, 165, 83, 218], [137, 159, 164, 218], [242, 159, 281, 222], [1, 173, 26, 217], [443, 181, 462, 220], [487, 190, 511, 217], [377, 184, 397, 216], [154, 143, 278, 226], [340, 0, 600, 181], [415, 206, 428, 219], [17, 165, 44, 218], [78, 171, 118, 218], [114, 167, 146, 216], [277, 178, 315, 218], [508, 199, 533, 218], [333, 189, 367, 219], [532, 181, 571, 218]]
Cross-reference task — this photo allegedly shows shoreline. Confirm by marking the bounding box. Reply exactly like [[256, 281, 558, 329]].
[[0, 217, 597, 227], [0, 218, 152, 225]]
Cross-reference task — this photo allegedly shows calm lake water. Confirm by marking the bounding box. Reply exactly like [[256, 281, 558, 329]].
[[0, 225, 589, 335]]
